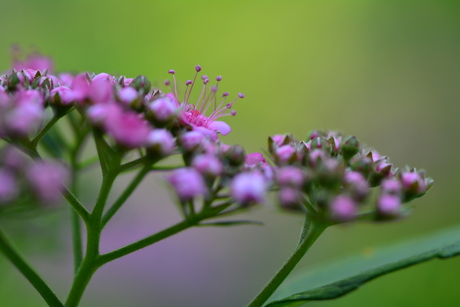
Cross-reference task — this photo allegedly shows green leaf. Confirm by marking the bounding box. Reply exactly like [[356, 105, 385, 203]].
[[265, 225, 460, 307], [197, 220, 263, 227]]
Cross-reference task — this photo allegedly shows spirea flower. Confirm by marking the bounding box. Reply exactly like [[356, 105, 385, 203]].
[[164, 66, 243, 138]]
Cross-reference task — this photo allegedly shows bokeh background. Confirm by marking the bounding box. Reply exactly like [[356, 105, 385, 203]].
[[1, 1, 460, 306]]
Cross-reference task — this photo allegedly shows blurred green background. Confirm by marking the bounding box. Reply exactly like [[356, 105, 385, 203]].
[[1, 1, 460, 306]]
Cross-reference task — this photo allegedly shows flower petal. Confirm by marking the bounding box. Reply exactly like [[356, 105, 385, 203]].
[[208, 121, 231, 135]]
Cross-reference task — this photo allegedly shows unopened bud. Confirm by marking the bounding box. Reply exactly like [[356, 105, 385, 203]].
[[130, 75, 151, 94], [341, 136, 360, 160]]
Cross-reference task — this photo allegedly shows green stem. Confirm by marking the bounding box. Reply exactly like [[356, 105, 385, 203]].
[[247, 217, 327, 307], [31, 114, 62, 147], [98, 202, 233, 265], [0, 226, 64, 307], [62, 188, 90, 223], [101, 164, 150, 227], [65, 170, 118, 307]]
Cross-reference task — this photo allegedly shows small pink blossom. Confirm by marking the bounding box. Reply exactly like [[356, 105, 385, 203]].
[[165, 68, 242, 138]]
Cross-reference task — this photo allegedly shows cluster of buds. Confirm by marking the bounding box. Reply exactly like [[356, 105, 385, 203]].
[[267, 131, 433, 222], [0, 146, 68, 212], [167, 131, 271, 209]]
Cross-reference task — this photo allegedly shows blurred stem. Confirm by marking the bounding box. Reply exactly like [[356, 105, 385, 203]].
[[0, 226, 64, 307], [247, 216, 327, 307], [101, 164, 151, 227], [98, 201, 234, 265], [31, 113, 62, 148], [65, 168, 119, 307]]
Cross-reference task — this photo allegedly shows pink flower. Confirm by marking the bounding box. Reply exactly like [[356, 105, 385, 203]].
[[165, 67, 243, 137]]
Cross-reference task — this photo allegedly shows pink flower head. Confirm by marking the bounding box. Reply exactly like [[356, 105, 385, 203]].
[[165, 67, 243, 137], [330, 195, 357, 222], [166, 168, 207, 201], [231, 171, 266, 206], [27, 161, 69, 203]]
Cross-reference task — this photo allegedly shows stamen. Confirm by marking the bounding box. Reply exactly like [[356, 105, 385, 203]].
[[186, 65, 201, 103], [184, 80, 193, 102], [168, 69, 178, 100]]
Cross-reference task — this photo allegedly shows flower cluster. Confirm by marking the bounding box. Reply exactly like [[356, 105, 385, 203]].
[[265, 131, 433, 222], [1, 50, 242, 152]]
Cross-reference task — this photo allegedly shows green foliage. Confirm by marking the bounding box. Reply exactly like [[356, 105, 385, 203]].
[[265, 225, 460, 306]]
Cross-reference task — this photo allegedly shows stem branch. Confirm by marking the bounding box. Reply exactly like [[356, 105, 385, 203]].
[[247, 217, 327, 307]]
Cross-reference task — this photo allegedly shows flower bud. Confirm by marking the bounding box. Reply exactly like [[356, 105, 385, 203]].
[[275, 144, 296, 165], [146, 96, 179, 126], [146, 129, 175, 157], [180, 131, 204, 152], [224, 145, 246, 166], [192, 154, 223, 178], [244, 153, 266, 166], [278, 187, 304, 211], [330, 195, 357, 222], [377, 194, 401, 218], [130, 75, 151, 94], [277, 166, 305, 188], [400, 171, 432, 201], [341, 136, 360, 160], [343, 171, 370, 201], [166, 168, 207, 202], [231, 171, 266, 206]]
